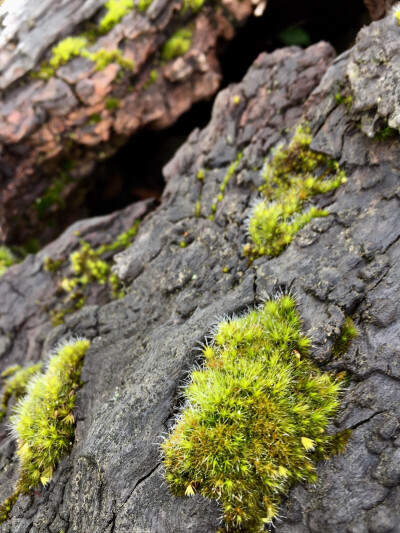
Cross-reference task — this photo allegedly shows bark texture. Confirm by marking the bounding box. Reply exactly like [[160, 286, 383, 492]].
[[1, 8, 400, 533]]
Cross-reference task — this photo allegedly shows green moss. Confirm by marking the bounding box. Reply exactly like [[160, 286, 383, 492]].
[[395, 9, 400, 26], [0, 339, 90, 523], [88, 113, 102, 125], [181, 0, 204, 13], [244, 125, 346, 259], [137, 0, 153, 12], [210, 152, 242, 217], [0, 492, 19, 523], [49, 37, 89, 70], [98, 0, 134, 34], [0, 246, 16, 276], [196, 169, 205, 181], [105, 97, 121, 110], [11, 340, 90, 491], [82, 48, 134, 71], [161, 28, 193, 62], [46, 221, 140, 326], [374, 125, 397, 141], [332, 317, 358, 358], [179, 241, 187, 248], [0, 363, 43, 423], [335, 92, 353, 111], [162, 295, 349, 530]]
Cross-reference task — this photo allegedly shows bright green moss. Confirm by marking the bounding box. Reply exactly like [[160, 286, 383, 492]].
[[162, 295, 350, 530], [11, 339, 90, 490], [137, 0, 153, 12], [210, 152, 242, 216], [196, 169, 205, 181], [161, 28, 193, 62], [98, 0, 134, 34], [395, 9, 400, 26], [49, 37, 89, 70], [244, 125, 346, 259], [105, 97, 121, 110], [181, 0, 204, 13], [332, 317, 358, 358], [82, 48, 134, 71], [0, 363, 43, 423], [0, 339, 90, 523], [0, 246, 16, 276], [334, 92, 353, 111], [46, 221, 140, 326]]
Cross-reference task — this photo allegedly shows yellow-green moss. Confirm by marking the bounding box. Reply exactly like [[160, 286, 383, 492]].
[[49, 37, 89, 70], [332, 317, 358, 358], [162, 295, 350, 530], [161, 28, 193, 62], [82, 48, 134, 71], [0, 246, 16, 276], [137, 0, 153, 12], [395, 8, 400, 26], [244, 125, 346, 259], [12, 340, 90, 490], [98, 0, 134, 34], [0, 339, 90, 523], [105, 97, 121, 110], [181, 0, 204, 13], [45, 221, 140, 326], [0, 363, 43, 423]]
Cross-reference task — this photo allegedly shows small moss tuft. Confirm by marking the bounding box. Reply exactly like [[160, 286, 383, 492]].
[[0, 363, 43, 423], [49, 37, 89, 70], [0, 339, 90, 523], [332, 317, 358, 358], [162, 295, 348, 530], [161, 28, 193, 62], [244, 125, 346, 259], [105, 97, 121, 110], [0, 246, 16, 276], [82, 48, 134, 71], [395, 8, 400, 25], [181, 0, 204, 13], [98, 0, 134, 34], [137, 0, 153, 12], [10, 339, 90, 492], [45, 221, 140, 326]]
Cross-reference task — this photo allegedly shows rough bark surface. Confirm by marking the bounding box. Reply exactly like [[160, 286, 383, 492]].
[[0, 0, 253, 244], [1, 9, 400, 533]]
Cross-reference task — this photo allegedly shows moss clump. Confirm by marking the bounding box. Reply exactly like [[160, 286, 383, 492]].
[[161, 28, 193, 62], [45, 221, 140, 326], [210, 152, 242, 216], [374, 125, 397, 141], [395, 8, 400, 26], [0, 339, 90, 523], [11, 339, 90, 490], [0, 363, 43, 423], [332, 317, 358, 358], [49, 37, 89, 70], [334, 92, 353, 111], [137, 0, 153, 11], [98, 0, 134, 34], [244, 125, 346, 259], [181, 0, 204, 13], [0, 246, 16, 276], [82, 48, 134, 71], [105, 97, 121, 110], [162, 295, 349, 530]]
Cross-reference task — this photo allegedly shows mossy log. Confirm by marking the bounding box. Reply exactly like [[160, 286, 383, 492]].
[[1, 7, 400, 533]]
